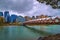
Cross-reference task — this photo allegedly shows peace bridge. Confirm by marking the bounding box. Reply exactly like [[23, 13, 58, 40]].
[[23, 17, 60, 25]]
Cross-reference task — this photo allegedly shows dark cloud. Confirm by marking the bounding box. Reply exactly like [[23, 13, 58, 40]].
[[0, 0, 33, 13], [0, 0, 60, 17]]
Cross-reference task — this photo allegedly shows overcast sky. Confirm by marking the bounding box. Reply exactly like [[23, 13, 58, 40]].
[[0, 0, 60, 17]]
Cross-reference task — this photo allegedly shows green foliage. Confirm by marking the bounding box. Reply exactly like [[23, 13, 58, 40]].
[[37, 0, 60, 9], [0, 17, 4, 25]]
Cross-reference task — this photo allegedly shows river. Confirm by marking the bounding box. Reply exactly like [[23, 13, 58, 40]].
[[0, 25, 60, 40]]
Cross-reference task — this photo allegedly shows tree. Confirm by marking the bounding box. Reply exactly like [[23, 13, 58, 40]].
[[0, 17, 4, 24], [37, 0, 60, 9]]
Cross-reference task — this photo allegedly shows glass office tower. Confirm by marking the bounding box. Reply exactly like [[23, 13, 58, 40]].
[[16, 16, 25, 22], [10, 14, 17, 23], [4, 11, 10, 22], [0, 12, 3, 16]]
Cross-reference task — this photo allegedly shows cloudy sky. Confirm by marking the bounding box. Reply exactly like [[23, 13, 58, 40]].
[[0, 0, 60, 17]]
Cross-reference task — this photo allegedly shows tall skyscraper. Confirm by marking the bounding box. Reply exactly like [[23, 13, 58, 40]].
[[4, 11, 10, 22], [4, 11, 9, 18], [0, 12, 3, 16], [5, 14, 11, 23], [10, 15, 17, 23]]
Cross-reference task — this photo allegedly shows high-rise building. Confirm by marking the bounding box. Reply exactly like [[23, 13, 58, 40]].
[[0, 12, 3, 16], [32, 16, 35, 19], [36, 16, 39, 19], [4, 11, 10, 22], [16, 16, 25, 22], [24, 16, 29, 21], [6, 15, 11, 23], [39, 15, 48, 18], [10, 15, 17, 23], [4, 11, 9, 18], [24, 16, 32, 21]]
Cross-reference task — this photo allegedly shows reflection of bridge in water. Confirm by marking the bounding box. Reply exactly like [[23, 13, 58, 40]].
[[23, 18, 60, 25], [24, 25, 52, 36]]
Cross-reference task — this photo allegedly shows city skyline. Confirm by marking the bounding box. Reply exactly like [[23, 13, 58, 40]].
[[0, 11, 60, 19], [0, 0, 60, 17]]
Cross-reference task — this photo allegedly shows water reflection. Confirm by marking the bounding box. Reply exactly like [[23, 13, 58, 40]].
[[24, 25, 52, 36], [0, 25, 60, 40]]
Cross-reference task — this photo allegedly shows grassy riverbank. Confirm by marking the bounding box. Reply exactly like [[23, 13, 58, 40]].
[[0, 22, 22, 26]]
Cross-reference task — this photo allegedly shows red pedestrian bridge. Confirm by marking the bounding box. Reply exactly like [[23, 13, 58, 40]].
[[23, 18, 60, 25]]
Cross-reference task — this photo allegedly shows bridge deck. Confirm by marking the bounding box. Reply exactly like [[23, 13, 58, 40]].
[[23, 19, 60, 25]]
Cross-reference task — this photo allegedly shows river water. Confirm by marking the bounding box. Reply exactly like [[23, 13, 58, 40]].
[[0, 25, 60, 40]]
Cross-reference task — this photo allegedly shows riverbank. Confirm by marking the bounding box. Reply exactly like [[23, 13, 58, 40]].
[[38, 34, 60, 40], [24, 24, 60, 26], [0, 23, 22, 26], [0, 23, 60, 27]]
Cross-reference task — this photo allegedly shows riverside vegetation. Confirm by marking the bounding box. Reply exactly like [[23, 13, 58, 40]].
[[0, 16, 21, 26]]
